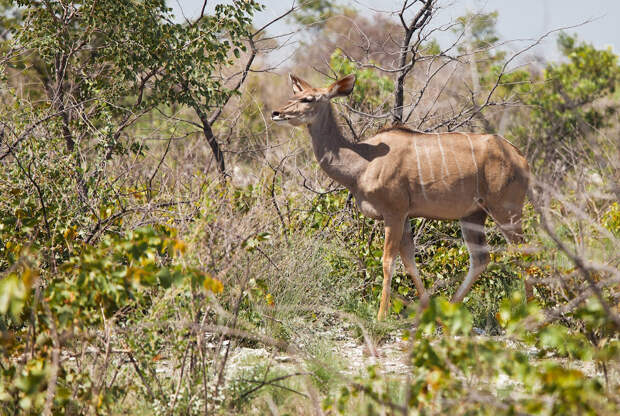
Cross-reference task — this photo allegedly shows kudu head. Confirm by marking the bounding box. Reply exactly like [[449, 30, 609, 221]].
[[271, 74, 356, 126]]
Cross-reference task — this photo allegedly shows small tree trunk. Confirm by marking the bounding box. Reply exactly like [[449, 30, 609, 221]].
[[49, 53, 89, 204], [194, 106, 226, 174], [392, 0, 434, 125]]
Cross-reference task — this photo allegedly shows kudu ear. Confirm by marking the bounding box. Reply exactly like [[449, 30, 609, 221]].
[[289, 73, 313, 94], [326, 74, 356, 99]]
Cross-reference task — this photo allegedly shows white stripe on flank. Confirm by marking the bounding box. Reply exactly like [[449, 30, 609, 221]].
[[448, 134, 465, 190], [413, 139, 428, 200], [465, 134, 478, 171], [436, 133, 450, 187], [464, 133, 480, 197], [424, 142, 435, 182]]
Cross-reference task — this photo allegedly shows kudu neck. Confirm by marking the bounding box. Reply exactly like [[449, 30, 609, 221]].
[[307, 103, 366, 189]]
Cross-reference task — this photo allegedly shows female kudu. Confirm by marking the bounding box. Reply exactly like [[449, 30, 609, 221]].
[[271, 74, 530, 320]]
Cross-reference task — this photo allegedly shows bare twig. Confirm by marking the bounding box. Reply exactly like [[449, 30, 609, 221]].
[[147, 133, 174, 201], [42, 301, 60, 416], [236, 372, 310, 402], [126, 350, 156, 401], [169, 340, 191, 414], [537, 193, 620, 330]]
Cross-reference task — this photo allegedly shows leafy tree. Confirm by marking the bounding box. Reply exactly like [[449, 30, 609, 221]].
[[290, 0, 347, 29], [142, 0, 262, 174], [0, 0, 261, 257], [455, 11, 502, 54], [0, 3, 260, 409], [330, 49, 394, 115], [453, 10, 507, 78], [512, 33, 619, 177], [5, 0, 259, 172], [449, 11, 510, 130]]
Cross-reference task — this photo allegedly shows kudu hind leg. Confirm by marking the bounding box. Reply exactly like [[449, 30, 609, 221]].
[[377, 219, 405, 320], [452, 211, 490, 303], [399, 220, 429, 306], [491, 208, 534, 301]]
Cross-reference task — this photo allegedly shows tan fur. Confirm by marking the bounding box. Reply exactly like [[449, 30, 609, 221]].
[[272, 74, 531, 320]]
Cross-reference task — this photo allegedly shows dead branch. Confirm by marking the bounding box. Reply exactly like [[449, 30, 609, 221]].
[[393, 0, 436, 124]]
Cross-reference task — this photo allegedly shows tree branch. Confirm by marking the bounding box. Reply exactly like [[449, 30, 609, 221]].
[[393, 0, 435, 124]]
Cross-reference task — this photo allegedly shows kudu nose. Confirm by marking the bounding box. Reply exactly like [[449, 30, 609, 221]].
[[271, 111, 280, 118]]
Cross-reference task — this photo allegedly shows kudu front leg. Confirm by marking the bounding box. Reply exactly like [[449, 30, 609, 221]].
[[378, 219, 404, 321]]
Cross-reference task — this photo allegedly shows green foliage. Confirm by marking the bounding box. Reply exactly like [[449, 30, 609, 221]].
[[455, 11, 501, 51], [330, 49, 394, 112], [0, 226, 221, 414], [330, 295, 618, 415], [145, 0, 262, 110], [1, 3, 618, 415], [0, 272, 29, 320], [511, 33, 620, 171], [538, 32, 618, 126], [290, 0, 347, 29], [50, 227, 220, 326], [454, 11, 507, 76], [0, 121, 82, 272], [0, 0, 20, 35], [601, 202, 620, 238], [0, 0, 261, 262], [10, 0, 261, 110]]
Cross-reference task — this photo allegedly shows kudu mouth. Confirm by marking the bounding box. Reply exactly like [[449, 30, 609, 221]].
[[271, 111, 286, 121], [271, 110, 299, 123]]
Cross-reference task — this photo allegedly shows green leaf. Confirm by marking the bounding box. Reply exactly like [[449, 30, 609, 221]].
[[0, 274, 28, 320]]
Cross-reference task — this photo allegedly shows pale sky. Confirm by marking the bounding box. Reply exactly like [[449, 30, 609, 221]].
[[169, 0, 620, 61]]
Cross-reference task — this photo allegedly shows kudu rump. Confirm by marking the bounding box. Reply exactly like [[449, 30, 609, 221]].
[[271, 74, 531, 320]]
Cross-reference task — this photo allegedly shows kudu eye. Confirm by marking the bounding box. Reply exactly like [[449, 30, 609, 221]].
[[300, 96, 314, 103]]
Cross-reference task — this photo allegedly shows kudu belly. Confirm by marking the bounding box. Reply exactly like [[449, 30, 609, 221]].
[[354, 175, 481, 221], [407, 175, 482, 220]]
